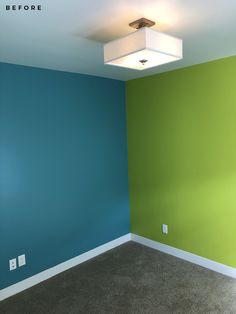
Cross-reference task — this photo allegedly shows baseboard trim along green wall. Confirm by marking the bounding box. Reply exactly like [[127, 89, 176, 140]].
[[131, 235, 236, 279], [2, 233, 236, 301], [126, 55, 236, 270]]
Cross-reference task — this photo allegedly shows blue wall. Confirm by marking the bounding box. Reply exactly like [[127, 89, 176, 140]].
[[0, 63, 130, 289]]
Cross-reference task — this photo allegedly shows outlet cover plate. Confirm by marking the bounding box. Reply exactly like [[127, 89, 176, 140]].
[[18, 254, 26, 267], [9, 258, 17, 271], [162, 224, 168, 234]]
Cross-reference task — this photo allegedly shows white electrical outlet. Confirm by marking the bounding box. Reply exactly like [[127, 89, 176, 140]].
[[18, 254, 26, 267], [9, 258, 17, 271], [162, 224, 168, 234]]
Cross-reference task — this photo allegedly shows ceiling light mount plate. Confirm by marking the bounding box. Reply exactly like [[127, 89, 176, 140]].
[[129, 18, 155, 29]]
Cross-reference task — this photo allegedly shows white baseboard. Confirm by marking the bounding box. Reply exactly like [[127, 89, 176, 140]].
[[131, 233, 236, 279], [0, 233, 131, 301], [2, 233, 235, 302]]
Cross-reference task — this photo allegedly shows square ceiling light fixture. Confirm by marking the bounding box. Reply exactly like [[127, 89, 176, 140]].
[[104, 18, 183, 71]]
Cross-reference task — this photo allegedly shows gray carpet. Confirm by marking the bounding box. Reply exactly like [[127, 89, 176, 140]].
[[1, 242, 236, 314]]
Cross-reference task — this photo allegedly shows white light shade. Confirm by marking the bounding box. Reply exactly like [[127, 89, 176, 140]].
[[104, 27, 183, 70]]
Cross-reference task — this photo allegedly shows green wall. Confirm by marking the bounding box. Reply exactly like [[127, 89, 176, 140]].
[[126, 55, 236, 268]]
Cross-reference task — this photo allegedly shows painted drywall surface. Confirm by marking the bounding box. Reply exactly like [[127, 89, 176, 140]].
[[126, 55, 236, 268], [0, 63, 130, 289]]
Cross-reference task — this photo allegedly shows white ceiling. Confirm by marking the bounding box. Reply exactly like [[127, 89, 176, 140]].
[[1, 0, 236, 81]]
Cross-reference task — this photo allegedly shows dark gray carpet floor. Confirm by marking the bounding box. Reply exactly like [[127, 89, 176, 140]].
[[1, 241, 236, 314]]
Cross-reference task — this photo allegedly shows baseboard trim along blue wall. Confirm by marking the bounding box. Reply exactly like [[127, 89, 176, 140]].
[[0, 62, 130, 289], [0, 234, 131, 301]]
